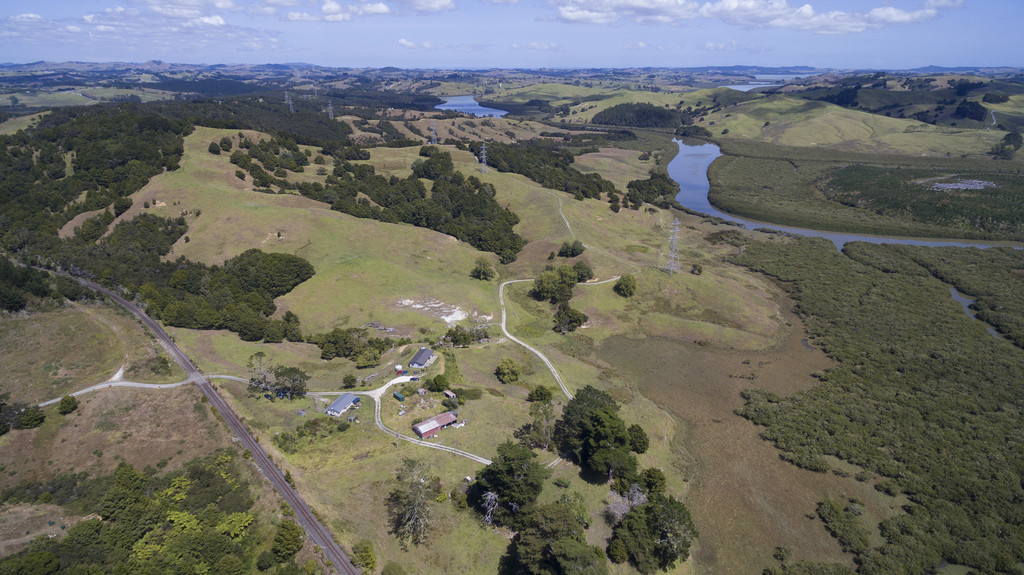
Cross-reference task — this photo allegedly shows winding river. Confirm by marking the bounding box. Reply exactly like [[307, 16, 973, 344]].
[[666, 139, 1018, 336], [667, 139, 1023, 251]]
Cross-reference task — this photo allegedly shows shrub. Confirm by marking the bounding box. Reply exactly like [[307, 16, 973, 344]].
[[57, 395, 80, 415]]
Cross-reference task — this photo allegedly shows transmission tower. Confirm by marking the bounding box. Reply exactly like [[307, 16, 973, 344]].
[[664, 218, 680, 274], [284, 92, 294, 113], [480, 142, 488, 174], [429, 120, 438, 145], [327, 100, 334, 120]]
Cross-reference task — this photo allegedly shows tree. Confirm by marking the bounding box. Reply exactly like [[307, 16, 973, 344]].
[[554, 303, 588, 333], [271, 519, 305, 561], [426, 374, 448, 392], [272, 365, 309, 399], [219, 136, 233, 152], [524, 401, 556, 451], [554, 385, 619, 462], [247, 352, 274, 393], [342, 374, 358, 389], [508, 501, 606, 575], [57, 395, 80, 415], [558, 240, 585, 258], [208, 142, 221, 155], [470, 257, 495, 280], [352, 540, 377, 572], [614, 274, 637, 298], [527, 385, 552, 402], [446, 325, 473, 347], [386, 459, 437, 547], [17, 406, 45, 429], [256, 550, 276, 571], [471, 441, 549, 526], [607, 495, 697, 574], [494, 358, 521, 384], [628, 424, 649, 454]]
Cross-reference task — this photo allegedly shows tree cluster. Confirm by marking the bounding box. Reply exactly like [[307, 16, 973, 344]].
[[623, 172, 679, 210], [295, 151, 525, 263], [532, 262, 593, 304], [0, 257, 95, 312], [469, 441, 550, 527], [247, 352, 310, 400], [0, 452, 292, 574], [954, 99, 987, 121], [553, 386, 648, 486], [592, 103, 681, 129], [472, 141, 616, 201]]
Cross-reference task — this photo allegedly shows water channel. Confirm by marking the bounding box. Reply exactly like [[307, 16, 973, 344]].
[[667, 139, 1022, 251], [434, 95, 508, 117], [666, 138, 1018, 337]]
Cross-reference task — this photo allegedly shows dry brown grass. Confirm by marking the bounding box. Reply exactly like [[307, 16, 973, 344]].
[[0, 385, 231, 489], [0, 303, 185, 405], [0, 503, 90, 557], [595, 306, 903, 573]]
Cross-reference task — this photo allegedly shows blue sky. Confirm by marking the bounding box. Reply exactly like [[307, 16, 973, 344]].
[[1, 0, 1019, 69]]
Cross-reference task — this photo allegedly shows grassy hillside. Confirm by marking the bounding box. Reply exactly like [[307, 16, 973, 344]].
[[0, 302, 184, 404]]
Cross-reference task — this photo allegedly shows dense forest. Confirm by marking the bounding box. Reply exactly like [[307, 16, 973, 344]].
[[592, 102, 682, 129], [0, 451, 316, 574], [824, 166, 1024, 237], [735, 238, 1024, 573], [469, 141, 617, 201]]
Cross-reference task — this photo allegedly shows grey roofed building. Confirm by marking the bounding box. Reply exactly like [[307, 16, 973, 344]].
[[326, 393, 360, 417], [409, 347, 434, 368], [412, 411, 458, 439]]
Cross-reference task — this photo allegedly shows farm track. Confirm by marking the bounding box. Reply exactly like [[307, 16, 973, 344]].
[[498, 276, 620, 402], [57, 274, 362, 575]]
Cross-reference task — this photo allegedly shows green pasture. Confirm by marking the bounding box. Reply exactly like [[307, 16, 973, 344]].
[[0, 112, 47, 135], [706, 93, 1003, 156]]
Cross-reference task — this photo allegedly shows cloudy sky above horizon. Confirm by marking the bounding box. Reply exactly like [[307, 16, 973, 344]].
[[0, 0, 1019, 69]]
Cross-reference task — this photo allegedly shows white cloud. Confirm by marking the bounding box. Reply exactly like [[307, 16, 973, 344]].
[[409, 0, 455, 11], [354, 2, 390, 15], [95, 25, 117, 31], [623, 41, 648, 50], [288, 11, 321, 20], [511, 41, 560, 51], [249, 5, 277, 14], [191, 15, 226, 25], [65, 25, 82, 32], [553, 0, 962, 33], [398, 38, 417, 48], [701, 38, 737, 51], [12, 13, 43, 22]]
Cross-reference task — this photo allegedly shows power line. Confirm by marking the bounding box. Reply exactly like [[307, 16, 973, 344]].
[[480, 142, 487, 174]]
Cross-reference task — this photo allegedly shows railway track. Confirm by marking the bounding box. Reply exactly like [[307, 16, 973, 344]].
[[64, 275, 361, 575]]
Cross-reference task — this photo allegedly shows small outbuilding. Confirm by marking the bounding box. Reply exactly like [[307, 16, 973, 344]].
[[326, 393, 360, 417], [409, 347, 434, 369], [412, 411, 458, 439], [443, 390, 457, 399], [393, 391, 406, 402]]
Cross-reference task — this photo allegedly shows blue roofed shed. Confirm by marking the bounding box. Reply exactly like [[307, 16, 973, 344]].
[[326, 393, 360, 417]]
